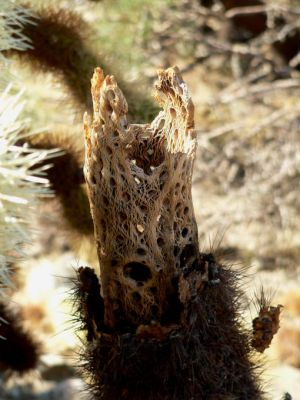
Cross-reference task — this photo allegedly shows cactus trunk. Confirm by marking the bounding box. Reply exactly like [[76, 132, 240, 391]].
[[78, 66, 263, 400]]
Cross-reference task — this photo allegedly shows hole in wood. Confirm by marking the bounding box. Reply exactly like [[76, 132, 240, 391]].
[[170, 108, 176, 119], [110, 177, 116, 188], [132, 292, 141, 302], [122, 192, 131, 202], [106, 145, 113, 155], [157, 237, 164, 247], [149, 286, 157, 294], [173, 246, 180, 257], [181, 227, 188, 237], [137, 248, 147, 256], [123, 262, 152, 283], [102, 195, 109, 206], [106, 103, 113, 113]]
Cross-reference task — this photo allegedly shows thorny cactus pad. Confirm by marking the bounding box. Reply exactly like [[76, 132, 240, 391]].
[[84, 67, 199, 328]]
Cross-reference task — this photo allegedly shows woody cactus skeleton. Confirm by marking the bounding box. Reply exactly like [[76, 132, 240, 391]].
[[80, 67, 264, 399], [84, 67, 199, 329]]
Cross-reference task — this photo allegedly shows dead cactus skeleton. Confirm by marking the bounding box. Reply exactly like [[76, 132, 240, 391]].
[[84, 66, 199, 329], [75, 66, 282, 399]]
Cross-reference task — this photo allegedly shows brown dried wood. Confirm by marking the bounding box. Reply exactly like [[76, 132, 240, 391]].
[[84, 66, 199, 329]]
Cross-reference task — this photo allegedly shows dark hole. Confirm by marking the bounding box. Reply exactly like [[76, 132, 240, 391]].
[[184, 207, 189, 215], [137, 248, 146, 256], [102, 195, 109, 206], [120, 212, 127, 221], [110, 177, 116, 188], [106, 146, 113, 155], [132, 292, 141, 302], [149, 286, 157, 294], [111, 259, 118, 267], [91, 174, 96, 185], [181, 227, 188, 237], [173, 246, 180, 257], [157, 237, 164, 247], [123, 262, 152, 283], [149, 190, 156, 197], [122, 192, 130, 202]]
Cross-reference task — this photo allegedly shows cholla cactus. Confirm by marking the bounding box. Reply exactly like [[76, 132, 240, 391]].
[[0, 0, 34, 88], [0, 85, 60, 295], [0, 0, 61, 296]]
